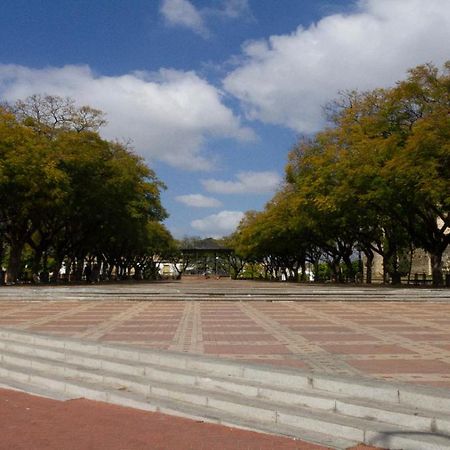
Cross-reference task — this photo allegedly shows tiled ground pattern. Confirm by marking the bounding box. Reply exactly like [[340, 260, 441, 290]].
[[1, 299, 450, 388]]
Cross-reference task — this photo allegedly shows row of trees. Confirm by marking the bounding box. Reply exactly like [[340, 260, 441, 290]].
[[0, 95, 174, 283], [228, 62, 450, 286], [2, 63, 448, 286]]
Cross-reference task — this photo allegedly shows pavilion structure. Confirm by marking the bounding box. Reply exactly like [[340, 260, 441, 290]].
[[181, 238, 233, 276]]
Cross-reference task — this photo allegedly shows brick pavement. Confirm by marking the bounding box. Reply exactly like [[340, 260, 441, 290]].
[[0, 388, 330, 450], [1, 280, 450, 389]]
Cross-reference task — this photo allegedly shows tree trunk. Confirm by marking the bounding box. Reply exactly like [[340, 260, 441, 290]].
[[343, 255, 355, 283], [382, 254, 389, 284], [7, 239, 24, 283], [0, 239, 5, 273], [314, 260, 320, 282], [74, 256, 85, 282], [329, 257, 341, 283], [290, 266, 299, 282], [407, 247, 414, 285], [389, 251, 402, 285], [364, 250, 373, 284], [32, 247, 44, 279], [66, 258, 73, 282], [300, 260, 306, 282], [391, 271, 402, 285], [430, 251, 444, 287]]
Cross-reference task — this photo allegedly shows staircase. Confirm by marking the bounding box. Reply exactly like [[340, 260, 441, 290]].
[[0, 327, 449, 450], [1, 284, 450, 303]]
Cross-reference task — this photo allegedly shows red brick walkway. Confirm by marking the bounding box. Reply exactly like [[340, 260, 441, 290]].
[[0, 388, 380, 450]]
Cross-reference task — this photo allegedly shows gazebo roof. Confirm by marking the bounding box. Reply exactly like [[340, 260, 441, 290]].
[[181, 238, 232, 253]]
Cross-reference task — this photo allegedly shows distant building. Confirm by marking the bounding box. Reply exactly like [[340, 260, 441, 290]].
[[369, 247, 450, 283]]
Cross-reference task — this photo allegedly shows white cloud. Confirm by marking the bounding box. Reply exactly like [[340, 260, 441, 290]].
[[209, 0, 252, 19], [160, 0, 208, 36], [202, 171, 282, 194], [176, 194, 222, 208], [224, 0, 450, 133], [161, 0, 252, 37], [191, 210, 244, 236], [0, 64, 254, 170]]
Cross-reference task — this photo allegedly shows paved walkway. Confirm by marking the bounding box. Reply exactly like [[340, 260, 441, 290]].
[[0, 388, 335, 449], [0, 388, 381, 450], [1, 279, 449, 389]]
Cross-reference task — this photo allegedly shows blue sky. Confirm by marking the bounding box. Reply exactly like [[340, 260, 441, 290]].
[[1, 0, 450, 238]]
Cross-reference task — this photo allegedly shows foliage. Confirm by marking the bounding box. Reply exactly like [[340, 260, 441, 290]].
[[231, 62, 450, 286], [0, 95, 173, 283]]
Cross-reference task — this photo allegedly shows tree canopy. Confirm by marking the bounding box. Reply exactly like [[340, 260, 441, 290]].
[[229, 62, 450, 286], [0, 95, 173, 283]]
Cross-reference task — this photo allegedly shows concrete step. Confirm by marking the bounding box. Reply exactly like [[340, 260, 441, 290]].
[[6, 296, 444, 303], [2, 327, 450, 413], [0, 376, 77, 400], [2, 285, 449, 303], [1, 356, 450, 450], [3, 360, 450, 450], [2, 340, 450, 438], [1, 328, 450, 449], [0, 361, 359, 448]]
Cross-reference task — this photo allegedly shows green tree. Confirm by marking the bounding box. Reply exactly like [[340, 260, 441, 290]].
[[327, 63, 450, 285], [0, 108, 68, 281], [0, 95, 169, 283]]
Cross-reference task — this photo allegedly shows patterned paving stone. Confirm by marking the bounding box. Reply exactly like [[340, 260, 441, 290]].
[[243, 358, 311, 369], [203, 344, 291, 355], [347, 358, 450, 373], [1, 279, 450, 389], [300, 333, 375, 342], [319, 344, 416, 355]]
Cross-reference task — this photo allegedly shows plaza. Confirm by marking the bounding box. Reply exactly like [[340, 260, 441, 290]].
[[1, 279, 450, 449], [1, 279, 450, 389]]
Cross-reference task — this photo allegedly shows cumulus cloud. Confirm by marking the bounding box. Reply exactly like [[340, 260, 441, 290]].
[[202, 171, 282, 194], [0, 64, 254, 170], [191, 210, 244, 236], [160, 0, 208, 36], [209, 0, 252, 19], [176, 194, 222, 208], [224, 0, 450, 133], [161, 0, 252, 37]]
